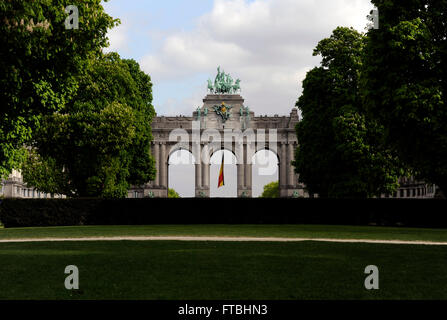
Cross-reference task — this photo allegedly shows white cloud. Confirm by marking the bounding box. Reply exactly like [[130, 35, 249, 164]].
[[104, 23, 129, 53], [154, 82, 205, 116], [140, 0, 374, 115]]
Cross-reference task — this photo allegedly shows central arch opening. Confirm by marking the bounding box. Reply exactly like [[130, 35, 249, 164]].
[[210, 149, 237, 198]]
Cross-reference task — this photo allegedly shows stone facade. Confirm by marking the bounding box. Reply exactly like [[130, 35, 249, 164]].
[[0, 170, 65, 199], [382, 176, 437, 199], [129, 94, 305, 198]]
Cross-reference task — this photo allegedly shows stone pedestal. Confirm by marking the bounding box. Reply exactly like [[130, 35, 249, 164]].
[[237, 187, 252, 198], [145, 187, 168, 198], [280, 186, 307, 198]]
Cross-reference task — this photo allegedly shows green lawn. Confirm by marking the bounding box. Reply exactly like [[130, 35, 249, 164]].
[[1, 225, 447, 300], [0, 240, 446, 300], [1, 224, 447, 242]]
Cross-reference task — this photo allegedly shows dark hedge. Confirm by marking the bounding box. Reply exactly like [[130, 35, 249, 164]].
[[0, 198, 445, 228]]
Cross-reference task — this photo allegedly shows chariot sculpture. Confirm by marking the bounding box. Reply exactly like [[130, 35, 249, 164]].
[[207, 66, 241, 94]]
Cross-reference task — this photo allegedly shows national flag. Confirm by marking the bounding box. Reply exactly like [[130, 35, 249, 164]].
[[218, 152, 225, 188]]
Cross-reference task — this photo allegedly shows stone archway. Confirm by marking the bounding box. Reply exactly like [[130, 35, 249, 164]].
[[129, 91, 306, 198]]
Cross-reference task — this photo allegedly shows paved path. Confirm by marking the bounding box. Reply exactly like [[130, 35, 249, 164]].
[[0, 236, 447, 246]]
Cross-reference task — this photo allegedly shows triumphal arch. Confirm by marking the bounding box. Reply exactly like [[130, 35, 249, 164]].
[[129, 68, 305, 198]]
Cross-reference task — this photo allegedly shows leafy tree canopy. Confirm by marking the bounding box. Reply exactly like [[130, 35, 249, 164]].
[[21, 53, 156, 198], [260, 181, 279, 198], [168, 189, 181, 198], [294, 27, 403, 198], [362, 0, 447, 193], [0, 0, 118, 179]]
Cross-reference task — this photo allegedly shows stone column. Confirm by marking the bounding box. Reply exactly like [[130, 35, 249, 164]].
[[244, 143, 253, 197], [280, 142, 287, 188], [160, 143, 167, 190], [195, 163, 202, 189], [194, 142, 203, 197], [287, 143, 296, 187], [237, 143, 245, 189], [154, 143, 160, 187], [200, 145, 210, 197], [202, 162, 210, 196]]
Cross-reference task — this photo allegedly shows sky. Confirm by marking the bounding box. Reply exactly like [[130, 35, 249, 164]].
[[101, 0, 375, 197]]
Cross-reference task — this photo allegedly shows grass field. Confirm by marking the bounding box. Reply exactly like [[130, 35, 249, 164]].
[[0, 225, 447, 300]]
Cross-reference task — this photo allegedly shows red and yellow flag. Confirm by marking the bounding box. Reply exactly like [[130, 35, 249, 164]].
[[218, 152, 225, 188]]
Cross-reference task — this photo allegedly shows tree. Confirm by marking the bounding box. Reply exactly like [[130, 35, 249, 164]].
[[260, 181, 279, 198], [168, 189, 181, 198], [294, 27, 403, 198], [0, 0, 118, 179], [362, 0, 447, 194], [21, 53, 156, 198]]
